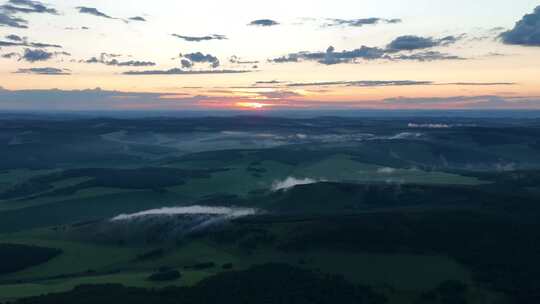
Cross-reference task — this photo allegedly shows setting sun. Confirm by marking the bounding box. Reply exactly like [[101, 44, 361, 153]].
[[235, 102, 272, 109]]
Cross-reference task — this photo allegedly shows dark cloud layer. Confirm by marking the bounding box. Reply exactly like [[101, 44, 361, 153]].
[[0, 11, 27, 28], [181, 52, 220, 68], [172, 34, 227, 42], [129, 16, 146, 22], [286, 80, 514, 87], [1, 0, 57, 14], [5, 34, 22, 41], [0, 0, 58, 28], [0, 34, 62, 48], [230, 55, 259, 65], [324, 18, 401, 27], [501, 6, 540, 46], [77, 6, 113, 19], [123, 68, 251, 75], [14, 67, 70, 75], [248, 19, 279, 26], [1, 52, 19, 59], [0, 88, 536, 111], [0, 35, 62, 49], [22, 48, 52, 62], [255, 80, 283, 85], [270, 45, 388, 64], [288, 80, 433, 87], [85, 53, 155, 67], [387, 35, 460, 51], [392, 51, 464, 61], [270, 34, 464, 65], [443, 82, 516, 86]]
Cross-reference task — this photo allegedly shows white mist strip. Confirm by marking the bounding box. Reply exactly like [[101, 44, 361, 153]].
[[111, 205, 258, 221], [271, 176, 320, 191]]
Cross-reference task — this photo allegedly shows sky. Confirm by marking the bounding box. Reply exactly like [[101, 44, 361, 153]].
[[0, 0, 540, 111]]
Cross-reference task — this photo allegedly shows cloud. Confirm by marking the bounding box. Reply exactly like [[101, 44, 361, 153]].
[[288, 80, 433, 87], [386, 35, 460, 51], [392, 51, 464, 61], [14, 67, 70, 75], [270, 37, 465, 65], [0, 36, 62, 48], [181, 52, 220, 68], [77, 6, 113, 19], [442, 82, 516, 86], [259, 90, 302, 99], [0, 11, 27, 28], [270, 45, 389, 65], [84, 53, 155, 67], [65, 26, 89, 30], [129, 16, 146, 22], [500, 6, 540, 46], [172, 34, 227, 42], [248, 19, 279, 26], [1, 52, 19, 59], [27, 41, 62, 48], [382, 95, 540, 109], [0, 87, 250, 110], [181, 59, 193, 68], [22, 48, 52, 62], [123, 68, 251, 75], [5, 34, 22, 41], [324, 18, 401, 27], [90, 59, 155, 67], [1, 0, 57, 15], [0, 40, 20, 46], [230, 55, 259, 65], [271, 177, 320, 191], [255, 80, 283, 85], [0, 87, 538, 111], [268, 80, 514, 88]]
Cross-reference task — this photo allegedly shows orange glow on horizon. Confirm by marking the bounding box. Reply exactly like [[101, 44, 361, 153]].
[[235, 102, 273, 109]]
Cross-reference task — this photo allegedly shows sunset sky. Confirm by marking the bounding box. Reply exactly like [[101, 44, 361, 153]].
[[1, 0, 540, 111]]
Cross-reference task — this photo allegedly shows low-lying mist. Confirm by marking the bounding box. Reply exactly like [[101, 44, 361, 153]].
[[78, 206, 262, 244]]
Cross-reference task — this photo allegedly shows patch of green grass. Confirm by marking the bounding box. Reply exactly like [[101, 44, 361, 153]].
[[0, 190, 189, 233], [0, 270, 212, 301], [292, 155, 484, 185], [0, 229, 472, 301], [169, 160, 293, 197]]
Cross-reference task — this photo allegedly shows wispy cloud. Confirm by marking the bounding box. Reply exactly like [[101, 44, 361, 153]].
[[0, 11, 27, 28], [22, 48, 52, 62], [386, 35, 461, 51], [0, 35, 62, 48], [129, 16, 146, 22], [248, 19, 279, 26], [324, 17, 401, 27], [84, 53, 155, 67], [123, 68, 252, 75], [288, 80, 433, 87], [500, 5, 540, 46], [269, 34, 466, 65], [0, 88, 538, 111], [180, 52, 221, 68], [172, 34, 227, 42], [76, 6, 114, 19], [14, 67, 70, 75], [230, 55, 259, 65]]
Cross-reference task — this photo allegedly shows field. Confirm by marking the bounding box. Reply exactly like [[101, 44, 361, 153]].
[[2, 116, 540, 304]]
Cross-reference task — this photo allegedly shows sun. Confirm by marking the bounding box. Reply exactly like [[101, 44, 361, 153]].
[[235, 102, 271, 109]]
